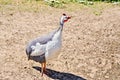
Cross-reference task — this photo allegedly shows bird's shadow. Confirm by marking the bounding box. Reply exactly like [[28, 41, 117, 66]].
[[32, 66, 86, 80]]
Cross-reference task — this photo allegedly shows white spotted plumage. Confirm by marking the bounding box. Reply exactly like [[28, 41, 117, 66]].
[[30, 43, 46, 56], [30, 29, 62, 60]]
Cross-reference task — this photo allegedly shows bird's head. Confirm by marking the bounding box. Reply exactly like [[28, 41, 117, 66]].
[[60, 13, 71, 25]]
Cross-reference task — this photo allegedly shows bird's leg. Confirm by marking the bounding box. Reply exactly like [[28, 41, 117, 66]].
[[41, 63, 44, 76], [43, 61, 46, 73], [41, 61, 47, 76]]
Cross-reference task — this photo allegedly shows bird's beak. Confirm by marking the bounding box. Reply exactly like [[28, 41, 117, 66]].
[[63, 16, 71, 22], [67, 16, 71, 19]]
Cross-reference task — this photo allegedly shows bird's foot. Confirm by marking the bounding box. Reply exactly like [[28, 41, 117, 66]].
[[44, 70, 48, 74], [41, 70, 48, 76]]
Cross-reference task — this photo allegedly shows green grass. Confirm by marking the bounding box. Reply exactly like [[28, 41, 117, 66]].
[[0, 0, 47, 13], [0, 0, 116, 15], [88, 2, 112, 15], [0, 0, 13, 5]]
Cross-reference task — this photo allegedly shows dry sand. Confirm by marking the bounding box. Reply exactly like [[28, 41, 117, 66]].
[[0, 5, 120, 80]]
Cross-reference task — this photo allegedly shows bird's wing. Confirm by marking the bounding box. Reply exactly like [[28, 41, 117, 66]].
[[26, 29, 58, 56], [30, 43, 46, 56], [36, 29, 57, 44]]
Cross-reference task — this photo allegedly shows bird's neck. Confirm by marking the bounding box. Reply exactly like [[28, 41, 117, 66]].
[[59, 22, 64, 31], [52, 23, 64, 40]]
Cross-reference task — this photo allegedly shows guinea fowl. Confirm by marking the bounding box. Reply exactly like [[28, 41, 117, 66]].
[[26, 14, 71, 76]]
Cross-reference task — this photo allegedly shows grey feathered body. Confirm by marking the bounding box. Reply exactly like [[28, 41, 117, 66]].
[[26, 26, 62, 63]]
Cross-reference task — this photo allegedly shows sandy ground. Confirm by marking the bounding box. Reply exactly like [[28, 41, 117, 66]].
[[0, 4, 120, 80]]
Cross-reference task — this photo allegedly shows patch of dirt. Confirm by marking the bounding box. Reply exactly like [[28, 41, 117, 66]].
[[0, 5, 120, 80]]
